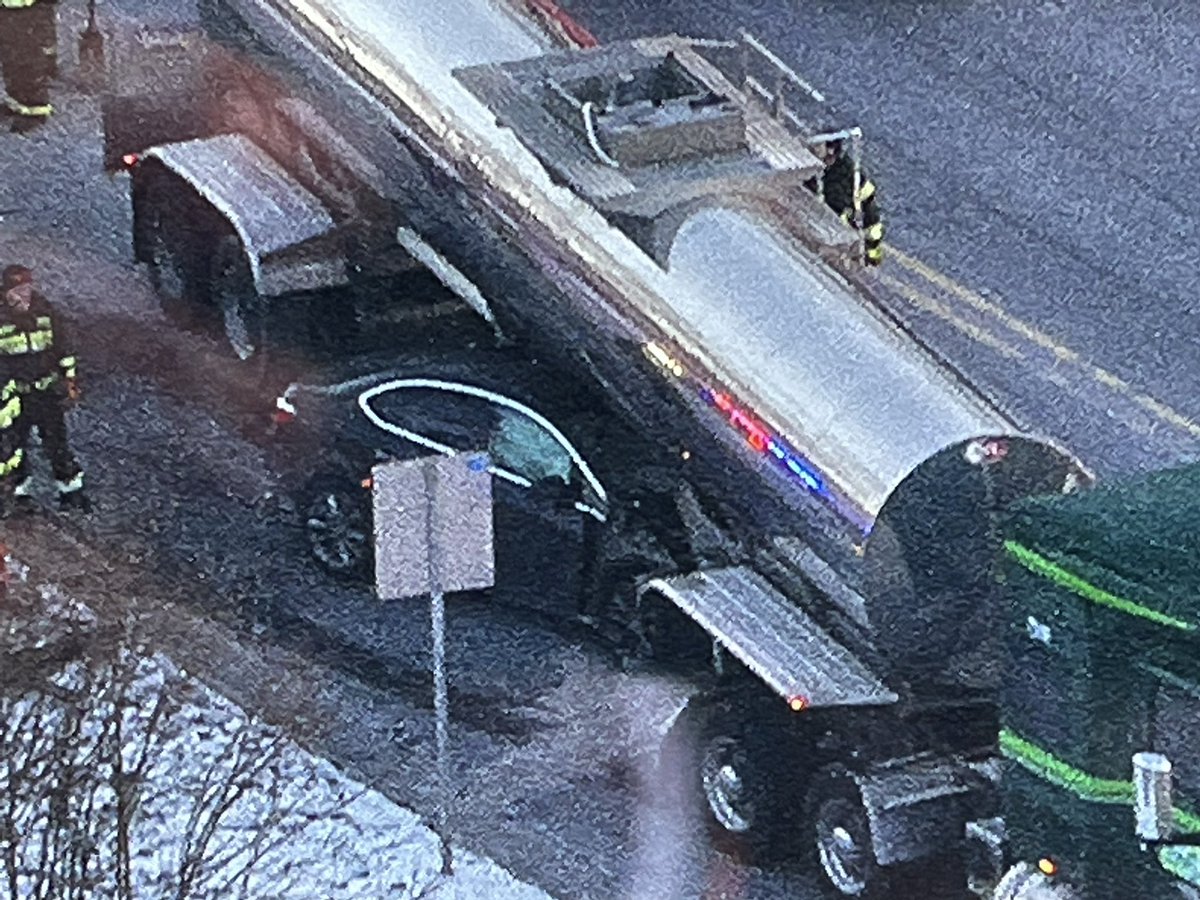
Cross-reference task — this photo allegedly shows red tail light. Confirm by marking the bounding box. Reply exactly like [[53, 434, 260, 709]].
[[121, 153, 140, 168]]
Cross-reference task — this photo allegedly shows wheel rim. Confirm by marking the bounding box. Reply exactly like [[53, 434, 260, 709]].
[[150, 231, 186, 303], [701, 736, 754, 834], [306, 491, 369, 572], [816, 803, 869, 896]]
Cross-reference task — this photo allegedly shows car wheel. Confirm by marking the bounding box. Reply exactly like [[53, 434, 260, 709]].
[[301, 473, 374, 581]]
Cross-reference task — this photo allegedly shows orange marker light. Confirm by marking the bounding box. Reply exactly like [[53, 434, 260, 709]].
[[361, 476, 373, 490], [1037, 857, 1058, 877], [788, 695, 809, 712]]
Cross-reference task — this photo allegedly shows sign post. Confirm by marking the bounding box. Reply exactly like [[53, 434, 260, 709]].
[[373, 453, 495, 875]]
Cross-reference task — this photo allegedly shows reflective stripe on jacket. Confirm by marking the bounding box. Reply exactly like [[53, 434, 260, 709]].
[[0, 297, 74, 388], [0, 317, 53, 355], [2, 96, 53, 118], [0, 388, 19, 429], [0, 448, 22, 477]]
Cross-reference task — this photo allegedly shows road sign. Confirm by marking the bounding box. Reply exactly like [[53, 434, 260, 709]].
[[372, 452, 495, 874], [372, 452, 495, 601]]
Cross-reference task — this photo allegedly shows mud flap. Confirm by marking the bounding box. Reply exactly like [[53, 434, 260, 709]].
[[855, 757, 995, 867]]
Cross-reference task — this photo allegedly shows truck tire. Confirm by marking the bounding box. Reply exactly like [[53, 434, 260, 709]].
[[136, 170, 270, 365], [657, 699, 779, 864], [146, 221, 190, 318], [809, 774, 886, 898], [143, 196, 209, 330], [300, 472, 374, 582], [134, 167, 224, 335], [806, 770, 966, 899]]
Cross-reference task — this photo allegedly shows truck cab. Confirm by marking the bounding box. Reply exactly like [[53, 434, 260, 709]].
[[994, 462, 1200, 899]]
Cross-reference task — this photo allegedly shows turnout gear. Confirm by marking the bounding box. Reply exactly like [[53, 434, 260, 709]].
[[0, 0, 57, 133], [808, 138, 885, 266], [0, 378, 22, 481], [0, 378, 24, 517], [0, 265, 87, 510]]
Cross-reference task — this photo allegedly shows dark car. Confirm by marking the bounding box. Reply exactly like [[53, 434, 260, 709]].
[[266, 348, 689, 621]]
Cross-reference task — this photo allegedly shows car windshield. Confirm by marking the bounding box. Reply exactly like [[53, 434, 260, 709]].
[[490, 408, 572, 484]]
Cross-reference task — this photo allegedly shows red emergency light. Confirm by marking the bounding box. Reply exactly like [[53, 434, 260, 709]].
[[698, 386, 826, 496]]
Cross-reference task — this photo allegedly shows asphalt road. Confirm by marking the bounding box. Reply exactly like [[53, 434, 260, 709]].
[[560, 0, 1200, 479]]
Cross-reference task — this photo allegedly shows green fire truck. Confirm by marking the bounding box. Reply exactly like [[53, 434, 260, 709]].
[[990, 461, 1200, 900]]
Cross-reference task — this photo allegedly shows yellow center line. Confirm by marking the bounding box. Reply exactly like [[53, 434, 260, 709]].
[[890, 247, 1075, 355], [889, 247, 1200, 440], [876, 271, 1023, 360]]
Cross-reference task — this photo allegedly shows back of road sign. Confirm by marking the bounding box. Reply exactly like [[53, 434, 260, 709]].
[[373, 454, 495, 600]]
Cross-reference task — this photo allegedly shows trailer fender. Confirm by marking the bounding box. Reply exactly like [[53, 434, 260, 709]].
[[650, 193, 858, 271], [141, 134, 349, 298], [637, 565, 898, 709]]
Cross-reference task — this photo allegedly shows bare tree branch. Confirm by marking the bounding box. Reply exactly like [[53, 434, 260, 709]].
[[2, 626, 445, 900]]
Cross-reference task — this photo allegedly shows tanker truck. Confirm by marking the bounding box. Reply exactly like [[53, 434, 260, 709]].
[[986, 461, 1200, 900], [98, 0, 1095, 895]]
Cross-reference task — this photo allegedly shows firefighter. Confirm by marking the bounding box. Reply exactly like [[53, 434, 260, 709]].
[[808, 135, 885, 266], [0, 265, 89, 512], [0, 0, 57, 134]]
